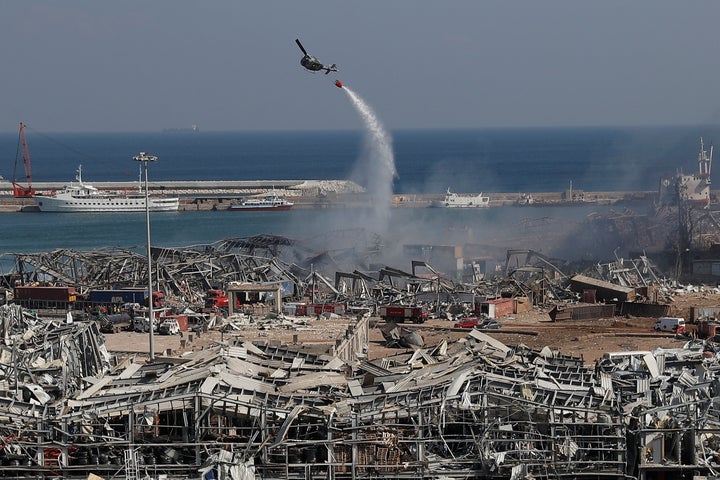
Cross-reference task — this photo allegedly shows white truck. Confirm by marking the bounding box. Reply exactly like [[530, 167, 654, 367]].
[[653, 317, 686, 334]]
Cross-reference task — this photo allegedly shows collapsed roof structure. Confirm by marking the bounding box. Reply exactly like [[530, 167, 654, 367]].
[[0, 229, 716, 479], [0, 303, 719, 479], [0, 236, 675, 317]]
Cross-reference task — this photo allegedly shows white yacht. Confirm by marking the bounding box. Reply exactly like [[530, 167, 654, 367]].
[[433, 188, 490, 208], [35, 165, 179, 213]]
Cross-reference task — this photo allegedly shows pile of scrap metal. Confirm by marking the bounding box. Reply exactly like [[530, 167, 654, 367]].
[[3, 240, 306, 311], [0, 244, 488, 324], [592, 255, 667, 289], [519, 254, 679, 322], [3, 300, 720, 479], [502, 249, 579, 306], [0, 304, 111, 402], [2, 241, 680, 330], [379, 321, 423, 348]]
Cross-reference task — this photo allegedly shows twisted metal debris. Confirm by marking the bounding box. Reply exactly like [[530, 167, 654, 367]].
[[0, 303, 717, 479], [0, 230, 714, 479]]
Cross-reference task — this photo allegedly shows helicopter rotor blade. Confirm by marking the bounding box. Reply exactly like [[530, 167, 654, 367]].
[[295, 38, 308, 56]]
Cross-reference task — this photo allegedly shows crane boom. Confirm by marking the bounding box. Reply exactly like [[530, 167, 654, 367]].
[[12, 122, 35, 198]]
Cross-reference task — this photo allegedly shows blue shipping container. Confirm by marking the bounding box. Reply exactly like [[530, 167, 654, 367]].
[[88, 289, 148, 304]]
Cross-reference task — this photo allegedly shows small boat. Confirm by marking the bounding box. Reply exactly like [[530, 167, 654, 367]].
[[229, 193, 294, 211], [35, 165, 179, 213], [432, 188, 489, 208], [515, 193, 535, 205]]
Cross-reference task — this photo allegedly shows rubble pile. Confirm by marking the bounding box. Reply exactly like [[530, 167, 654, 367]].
[[0, 237, 684, 324], [0, 302, 719, 479], [3, 231, 720, 478], [6, 238, 305, 306], [0, 304, 111, 401]]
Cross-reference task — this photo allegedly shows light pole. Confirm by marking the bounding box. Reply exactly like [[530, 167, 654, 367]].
[[133, 151, 157, 361]]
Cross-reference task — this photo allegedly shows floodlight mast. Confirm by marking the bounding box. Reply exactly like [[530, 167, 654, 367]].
[[132, 151, 158, 361]]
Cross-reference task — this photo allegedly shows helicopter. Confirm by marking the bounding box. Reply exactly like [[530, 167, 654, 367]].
[[295, 38, 338, 74]]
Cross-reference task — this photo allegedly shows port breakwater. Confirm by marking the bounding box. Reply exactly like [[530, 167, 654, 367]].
[[0, 180, 658, 212]]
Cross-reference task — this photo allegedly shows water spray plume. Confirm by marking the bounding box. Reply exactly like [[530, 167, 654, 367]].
[[339, 85, 397, 234]]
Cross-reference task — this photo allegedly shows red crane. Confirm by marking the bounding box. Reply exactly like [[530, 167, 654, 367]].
[[12, 122, 35, 198]]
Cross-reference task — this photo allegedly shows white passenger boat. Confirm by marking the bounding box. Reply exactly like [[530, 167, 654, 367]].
[[433, 189, 490, 208], [35, 165, 179, 213], [229, 193, 294, 211]]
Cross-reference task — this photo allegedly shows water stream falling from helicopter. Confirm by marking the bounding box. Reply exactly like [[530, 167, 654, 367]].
[[339, 85, 397, 233]]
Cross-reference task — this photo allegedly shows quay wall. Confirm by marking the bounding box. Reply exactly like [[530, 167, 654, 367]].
[[0, 180, 661, 212]]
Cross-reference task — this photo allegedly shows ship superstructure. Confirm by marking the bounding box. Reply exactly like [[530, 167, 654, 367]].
[[658, 138, 713, 209]]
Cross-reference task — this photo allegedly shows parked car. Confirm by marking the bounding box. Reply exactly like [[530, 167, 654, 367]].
[[476, 319, 502, 330], [454, 317, 479, 329]]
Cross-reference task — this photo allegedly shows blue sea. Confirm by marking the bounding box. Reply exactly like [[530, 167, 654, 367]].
[[3, 126, 718, 192], [0, 126, 717, 264]]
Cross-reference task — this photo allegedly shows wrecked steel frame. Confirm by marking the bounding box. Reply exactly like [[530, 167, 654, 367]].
[[1, 239, 677, 334], [0, 241, 717, 479], [4, 301, 720, 479]]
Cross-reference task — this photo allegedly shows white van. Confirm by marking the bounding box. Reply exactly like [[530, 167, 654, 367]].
[[653, 317, 686, 333]]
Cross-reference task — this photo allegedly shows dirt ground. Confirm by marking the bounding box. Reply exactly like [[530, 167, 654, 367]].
[[102, 291, 718, 365]]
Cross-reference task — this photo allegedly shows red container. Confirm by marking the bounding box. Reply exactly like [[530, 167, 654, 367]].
[[14, 286, 76, 301]]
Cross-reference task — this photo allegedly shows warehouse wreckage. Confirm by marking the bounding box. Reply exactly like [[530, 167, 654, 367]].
[[0, 236, 719, 479], [0, 305, 719, 480]]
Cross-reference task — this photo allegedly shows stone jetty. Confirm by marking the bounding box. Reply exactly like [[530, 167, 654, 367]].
[[0, 179, 659, 212]]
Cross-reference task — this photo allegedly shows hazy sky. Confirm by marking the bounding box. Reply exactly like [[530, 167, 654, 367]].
[[2, 1, 720, 133]]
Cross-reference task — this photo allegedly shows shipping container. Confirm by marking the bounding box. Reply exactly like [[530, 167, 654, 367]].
[[283, 302, 306, 316], [87, 289, 165, 309], [14, 286, 76, 301], [88, 289, 147, 305], [285, 303, 345, 316], [13, 286, 77, 309], [548, 303, 616, 321]]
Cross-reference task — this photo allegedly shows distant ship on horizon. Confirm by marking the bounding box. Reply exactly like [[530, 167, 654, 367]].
[[162, 124, 199, 133]]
